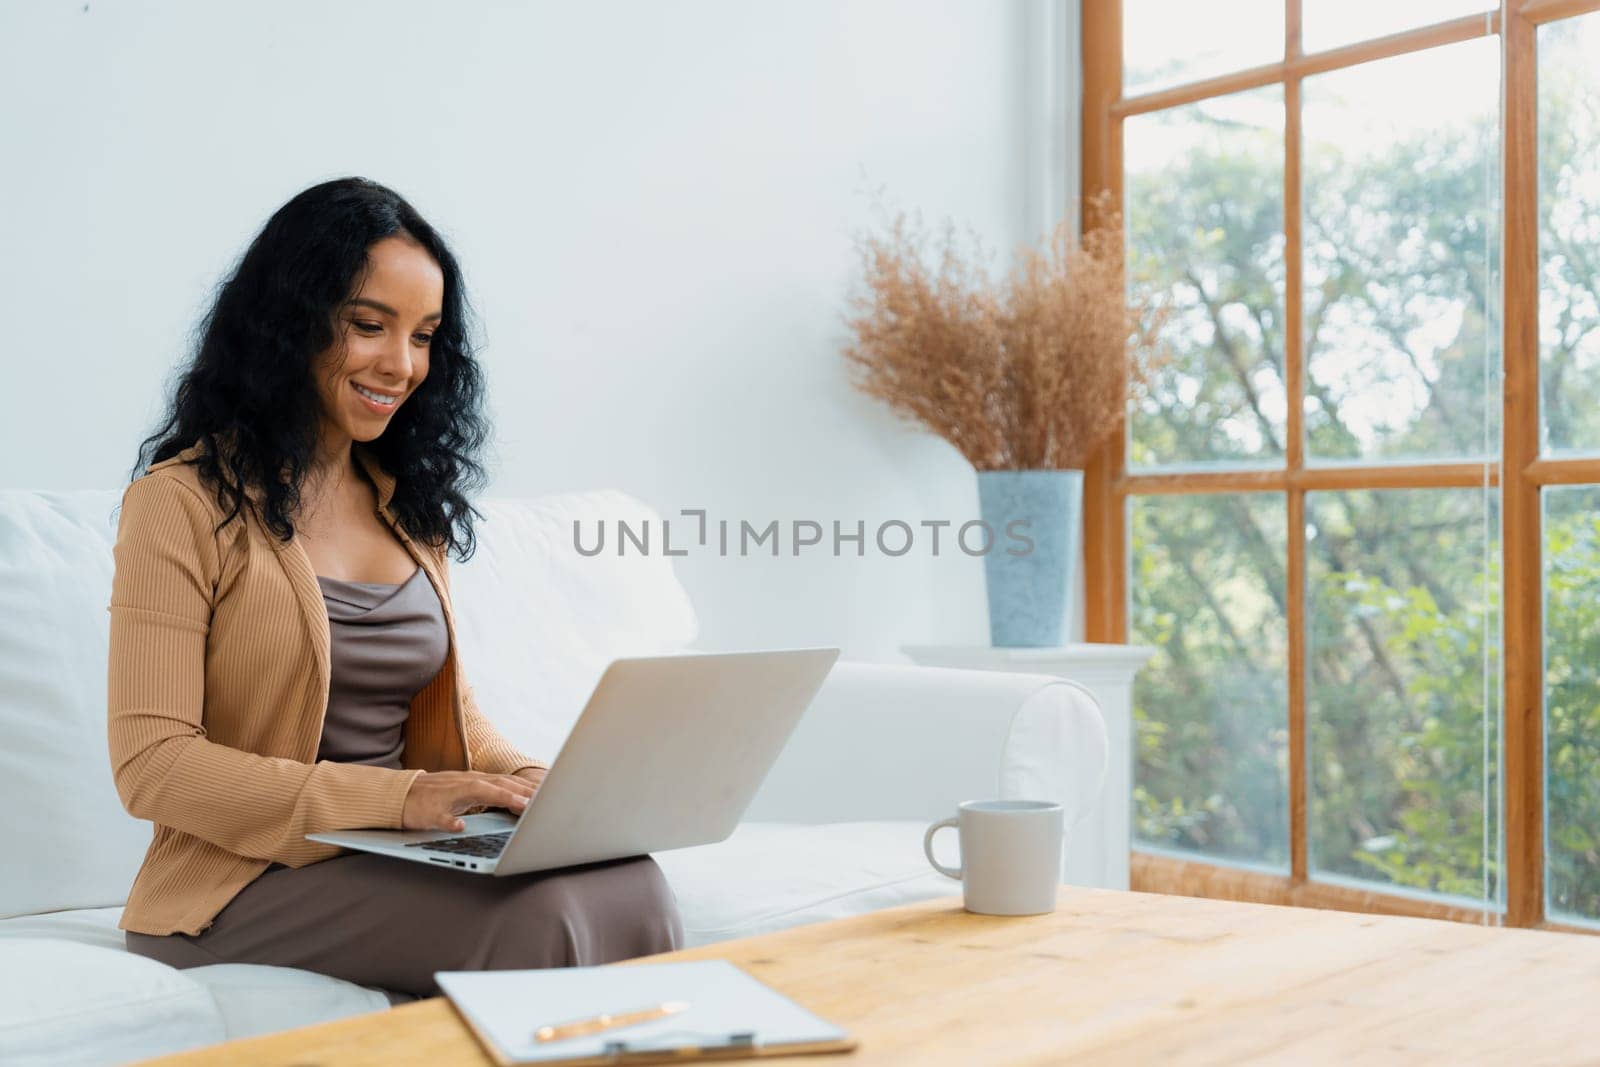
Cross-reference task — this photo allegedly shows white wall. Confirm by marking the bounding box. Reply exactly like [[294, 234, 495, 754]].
[[0, 0, 1080, 661]]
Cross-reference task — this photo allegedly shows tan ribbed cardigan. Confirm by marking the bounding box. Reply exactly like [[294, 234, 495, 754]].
[[107, 439, 549, 936]]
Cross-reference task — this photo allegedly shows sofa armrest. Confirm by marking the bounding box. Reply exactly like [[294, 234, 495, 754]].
[[744, 661, 1108, 830]]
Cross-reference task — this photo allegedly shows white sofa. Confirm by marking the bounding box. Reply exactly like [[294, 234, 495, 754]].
[[0, 486, 1109, 1066]]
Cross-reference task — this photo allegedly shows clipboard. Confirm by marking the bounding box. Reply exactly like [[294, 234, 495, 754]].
[[436, 960, 858, 1066]]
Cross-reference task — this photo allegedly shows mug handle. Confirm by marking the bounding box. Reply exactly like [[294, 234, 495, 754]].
[[923, 817, 962, 880]]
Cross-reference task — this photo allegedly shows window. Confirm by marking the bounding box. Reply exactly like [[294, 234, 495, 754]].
[[1083, 0, 1600, 929]]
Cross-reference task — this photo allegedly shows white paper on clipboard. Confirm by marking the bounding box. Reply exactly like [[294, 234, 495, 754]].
[[435, 959, 850, 1064]]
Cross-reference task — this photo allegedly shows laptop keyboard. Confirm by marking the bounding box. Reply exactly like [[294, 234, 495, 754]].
[[404, 831, 512, 858]]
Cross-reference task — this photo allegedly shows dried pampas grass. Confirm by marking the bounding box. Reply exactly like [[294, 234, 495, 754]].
[[841, 192, 1163, 471]]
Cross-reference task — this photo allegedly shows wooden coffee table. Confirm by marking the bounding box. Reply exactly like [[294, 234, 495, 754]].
[[140, 886, 1600, 1065]]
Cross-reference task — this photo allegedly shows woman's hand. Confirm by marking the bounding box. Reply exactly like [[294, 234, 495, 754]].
[[401, 770, 537, 833]]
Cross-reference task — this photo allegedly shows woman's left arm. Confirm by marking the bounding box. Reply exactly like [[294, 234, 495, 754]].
[[464, 679, 549, 779]]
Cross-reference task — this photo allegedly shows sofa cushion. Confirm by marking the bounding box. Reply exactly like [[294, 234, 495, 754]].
[[652, 821, 958, 947], [0, 938, 224, 1066], [0, 907, 397, 1041], [0, 906, 128, 953], [449, 492, 699, 761], [0, 490, 153, 919], [181, 963, 389, 1039]]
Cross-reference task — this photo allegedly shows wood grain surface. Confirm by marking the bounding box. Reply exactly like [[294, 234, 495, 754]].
[[138, 886, 1600, 1066]]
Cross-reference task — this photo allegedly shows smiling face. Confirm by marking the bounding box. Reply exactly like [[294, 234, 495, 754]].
[[310, 234, 445, 457]]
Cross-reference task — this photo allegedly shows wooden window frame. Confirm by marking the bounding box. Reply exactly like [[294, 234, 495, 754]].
[[1082, 0, 1600, 929]]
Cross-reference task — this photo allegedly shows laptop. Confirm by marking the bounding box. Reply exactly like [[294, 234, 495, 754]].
[[306, 647, 841, 875]]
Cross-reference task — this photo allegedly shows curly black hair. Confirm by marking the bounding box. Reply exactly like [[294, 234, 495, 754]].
[[132, 176, 491, 560]]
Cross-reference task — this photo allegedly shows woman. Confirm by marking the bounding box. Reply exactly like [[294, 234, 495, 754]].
[[109, 177, 684, 1004]]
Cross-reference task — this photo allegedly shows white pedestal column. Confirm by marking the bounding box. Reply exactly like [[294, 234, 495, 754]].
[[900, 643, 1153, 891]]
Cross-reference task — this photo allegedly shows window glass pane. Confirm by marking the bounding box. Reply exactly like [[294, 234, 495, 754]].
[[1302, 1, 1494, 54], [1538, 14, 1600, 455], [1126, 88, 1286, 469], [1307, 488, 1500, 904], [1302, 38, 1500, 464], [1544, 486, 1600, 924], [1124, 0, 1282, 96], [1130, 493, 1289, 868]]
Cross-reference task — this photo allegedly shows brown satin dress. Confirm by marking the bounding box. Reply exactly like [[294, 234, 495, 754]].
[[125, 565, 684, 1004]]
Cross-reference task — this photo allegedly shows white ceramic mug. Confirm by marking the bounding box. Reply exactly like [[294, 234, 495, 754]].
[[922, 800, 1065, 915]]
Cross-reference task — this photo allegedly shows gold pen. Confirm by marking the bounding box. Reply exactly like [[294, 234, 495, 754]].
[[534, 1000, 690, 1043]]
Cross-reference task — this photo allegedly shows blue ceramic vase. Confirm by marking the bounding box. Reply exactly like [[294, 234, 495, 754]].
[[977, 469, 1084, 647]]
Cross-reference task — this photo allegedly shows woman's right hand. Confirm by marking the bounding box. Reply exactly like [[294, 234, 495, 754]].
[[401, 770, 537, 833]]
